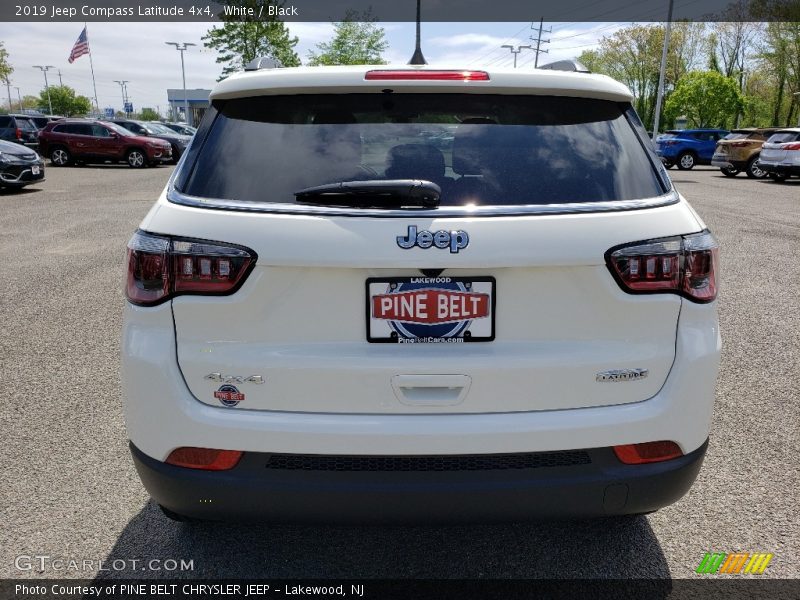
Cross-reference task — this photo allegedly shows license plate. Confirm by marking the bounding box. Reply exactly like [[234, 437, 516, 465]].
[[366, 276, 495, 343], [31, 165, 40, 175]]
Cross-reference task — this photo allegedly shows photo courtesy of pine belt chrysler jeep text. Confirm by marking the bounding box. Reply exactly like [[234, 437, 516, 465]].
[[122, 62, 721, 522]]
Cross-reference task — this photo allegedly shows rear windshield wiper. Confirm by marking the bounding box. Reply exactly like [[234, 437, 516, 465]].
[[294, 179, 440, 209]]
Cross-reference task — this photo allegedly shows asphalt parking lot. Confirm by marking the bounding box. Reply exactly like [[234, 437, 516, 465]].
[[0, 164, 797, 580]]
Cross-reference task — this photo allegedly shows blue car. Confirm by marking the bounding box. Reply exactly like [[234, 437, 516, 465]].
[[655, 129, 729, 170]]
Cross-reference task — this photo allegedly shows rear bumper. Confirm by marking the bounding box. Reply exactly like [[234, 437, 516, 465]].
[[710, 156, 742, 170], [131, 439, 708, 522], [757, 161, 800, 176]]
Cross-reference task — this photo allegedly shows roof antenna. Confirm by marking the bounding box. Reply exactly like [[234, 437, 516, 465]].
[[408, 0, 427, 65]]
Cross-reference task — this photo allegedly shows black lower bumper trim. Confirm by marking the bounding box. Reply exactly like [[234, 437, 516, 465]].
[[130, 440, 708, 523]]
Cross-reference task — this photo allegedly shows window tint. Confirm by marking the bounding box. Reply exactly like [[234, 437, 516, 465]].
[[0, 116, 12, 127], [724, 132, 748, 140], [16, 118, 38, 131], [181, 94, 666, 207], [71, 124, 93, 136], [106, 123, 134, 136], [91, 124, 111, 137], [767, 132, 800, 143]]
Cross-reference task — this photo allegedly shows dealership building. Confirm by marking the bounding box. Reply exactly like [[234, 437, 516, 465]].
[[166, 88, 211, 127]]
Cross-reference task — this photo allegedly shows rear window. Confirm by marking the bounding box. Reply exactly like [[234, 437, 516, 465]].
[[16, 118, 38, 132], [767, 132, 800, 144], [723, 132, 749, 140], [180, 94, 666, 207]]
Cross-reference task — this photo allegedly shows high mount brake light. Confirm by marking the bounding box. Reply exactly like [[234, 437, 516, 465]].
[[606, 231, 719, 303], [365, 70, 490, 81], [125, 230, 256, 306]]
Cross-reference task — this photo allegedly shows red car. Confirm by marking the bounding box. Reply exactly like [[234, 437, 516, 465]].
[[38, 119, 172, 168]]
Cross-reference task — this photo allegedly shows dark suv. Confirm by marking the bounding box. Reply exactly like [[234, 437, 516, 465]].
[[0, 114, 40, 148], [38, 119, 172, 168], [111, 119, 191, 163]]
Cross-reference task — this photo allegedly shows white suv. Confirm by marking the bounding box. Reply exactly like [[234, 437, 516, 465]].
[[122, 64, 720, 522]]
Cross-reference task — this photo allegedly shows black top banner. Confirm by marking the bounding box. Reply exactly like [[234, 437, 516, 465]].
[[2, 0, 799, 22]]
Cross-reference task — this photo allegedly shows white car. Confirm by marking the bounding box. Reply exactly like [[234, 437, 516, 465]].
[[122, 63, 721, 522], [757, 128, 800, 181]]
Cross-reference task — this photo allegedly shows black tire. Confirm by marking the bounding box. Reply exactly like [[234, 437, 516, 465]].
[[663, 162, 674, 169], [745, 156, 767, 179], [676, 151, 695, 170], [49, 146, 72, 167], [770, 173, 788, 182], [171, 146, 181, 165], [158, 504, 199, 523], [720, 166, 739, 177], [126, 148, 147, 169]]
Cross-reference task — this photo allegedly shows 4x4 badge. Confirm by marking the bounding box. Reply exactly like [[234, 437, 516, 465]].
[[397, 225, 469, 254]]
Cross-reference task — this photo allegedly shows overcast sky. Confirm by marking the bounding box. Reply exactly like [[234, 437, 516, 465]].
[[2, 22, 623, 114]]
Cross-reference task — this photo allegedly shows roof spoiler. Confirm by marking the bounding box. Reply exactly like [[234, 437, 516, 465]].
[[244, 57, 283, 71], [538, 59, 590, 73]]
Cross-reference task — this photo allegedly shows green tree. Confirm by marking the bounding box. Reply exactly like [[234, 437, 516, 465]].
[[307, 11, 388, 66], [578, 23, 705, 130], [664, 71, 743, 128], [203, 0, 300, 80], [0, 42, 13, 84], [39, 85, 91, 116], [20, 95, 42, 111], [139, 107, 160, 121]]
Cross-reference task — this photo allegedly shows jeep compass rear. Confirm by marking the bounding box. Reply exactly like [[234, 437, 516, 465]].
[[122, 65, 720, 522]]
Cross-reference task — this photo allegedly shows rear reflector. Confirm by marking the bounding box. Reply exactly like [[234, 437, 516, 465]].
[[165, 447, 243, 471], [365, 70, 490, 81], [613, 441, 683, 464], [126, 230, 256, 306], [606, 230, 719, 303]]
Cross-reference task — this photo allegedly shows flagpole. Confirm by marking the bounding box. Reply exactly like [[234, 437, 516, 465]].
[[85, 22, 100, 114]]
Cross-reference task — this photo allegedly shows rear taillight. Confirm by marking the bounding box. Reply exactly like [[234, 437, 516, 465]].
[[15, 128, 22, 140], [606, 231, 719, 303], [729, 141, 750, 147], [613, 441, 683, 464], [126, 230, 256, 306], [782, 142, 800, 150], [165, 447, 243, 470], [365, 69, 490, 81]]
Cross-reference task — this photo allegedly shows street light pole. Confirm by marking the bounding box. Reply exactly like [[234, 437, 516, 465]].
[[33, 65, 55, 114], [114, 80, 129, 116], [652, 0, 675, 141], [501, 44, 532, 68], [165, 42, 196, 126], [15, 87, 22, 112]]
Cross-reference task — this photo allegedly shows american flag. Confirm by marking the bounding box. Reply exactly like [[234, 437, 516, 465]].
[[68, 27, 90, 63]]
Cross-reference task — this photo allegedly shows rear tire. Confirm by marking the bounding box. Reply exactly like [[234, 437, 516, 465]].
[[745, 156, 767, 179], [126, 148, 147, 168], [663, 162, 674, 170], [770, 173, 788, 182], [50, 147, 71, 167], [720, 166, 739, 177], [676, 152, 695, 170]]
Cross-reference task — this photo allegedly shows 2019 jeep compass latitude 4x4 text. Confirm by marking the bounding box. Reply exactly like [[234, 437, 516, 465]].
[[122, 65, 720, 522]]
